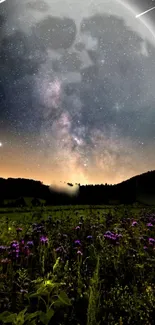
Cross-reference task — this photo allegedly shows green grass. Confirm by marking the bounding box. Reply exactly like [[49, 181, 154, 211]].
[[0, 205, 155, 324]]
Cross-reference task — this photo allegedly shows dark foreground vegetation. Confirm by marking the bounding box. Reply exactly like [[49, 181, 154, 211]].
[[0, 206, 155, 325]]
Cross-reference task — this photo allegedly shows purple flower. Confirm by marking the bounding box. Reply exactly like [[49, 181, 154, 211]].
[[75, 226, 80, 230], [132, 221, 138, 226], [104, 231, 115, 238], [55, 246, 66, 254], [40, 236, 48, 243], [105, 231, 113, 235], [20, 289, 28, 294], [147, 223, 153, 227], [144, 246, 148, 250], [148, 238, 155, 245], [87, 235, 93, 239], [117, 234, 122, 238], [10, 241, 19, 249], [0, 246, 8, 252], [12, 244, 18, 248], [27, 241, 34, 247], [74, 240, 81, 245], [77, 250, 83, 255], [55, 247, 61, 252]]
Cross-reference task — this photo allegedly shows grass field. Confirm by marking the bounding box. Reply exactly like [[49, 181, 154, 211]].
[[0, 205, 155, 325]]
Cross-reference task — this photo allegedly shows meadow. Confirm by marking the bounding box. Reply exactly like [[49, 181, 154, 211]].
[[0, 204, 155, 325]]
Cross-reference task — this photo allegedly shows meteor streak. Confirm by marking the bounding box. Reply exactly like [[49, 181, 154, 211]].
[[136, 6, 155, 18]]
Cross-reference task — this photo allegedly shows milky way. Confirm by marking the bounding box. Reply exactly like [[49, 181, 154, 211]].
[[0, 0, 155, 186]]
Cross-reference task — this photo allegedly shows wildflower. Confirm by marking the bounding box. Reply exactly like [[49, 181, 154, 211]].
[[20, 289, 28, 294], [63, 234, 68, 238], [104, 231, 116, 239], [38, 225, 44, 230], [10, 241, 19, 250], [77, 250, 83, 255], [55, 247, 62, 252], [16, 227, 23, 233], [147, 223, 153, 227], [75, 226, 80, 230], [87, 235, 93, 239], [132, 221, 138, 226], [116, 234, 122, 238], [32, 223, 38, 228], [40, 236, 48, 244], [148, 238, 155, 245], [0, 245, 8, 252], [74, 240, 81, 245], [10, 240, 19, 245], [24, 246, 30, 256], [27, 241, 34, 247], [105, 231, 113, 235], [0, 258, 11, 264]]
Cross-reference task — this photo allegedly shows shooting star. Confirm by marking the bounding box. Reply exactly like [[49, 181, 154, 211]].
[[136, 6, 155, 18], [0, 0, 6, 3]]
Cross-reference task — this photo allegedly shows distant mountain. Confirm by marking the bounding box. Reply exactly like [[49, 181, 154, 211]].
[[0, 170, 155, 206]]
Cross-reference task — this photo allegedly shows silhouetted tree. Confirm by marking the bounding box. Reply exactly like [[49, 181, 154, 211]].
[[31, 197, 41, 207], [15, 197, 26, 207]]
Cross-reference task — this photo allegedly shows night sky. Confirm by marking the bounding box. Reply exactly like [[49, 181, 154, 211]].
[[0, 0, 155, 186]]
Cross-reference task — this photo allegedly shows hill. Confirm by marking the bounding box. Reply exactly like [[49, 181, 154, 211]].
[[0, 170, 155, 206]]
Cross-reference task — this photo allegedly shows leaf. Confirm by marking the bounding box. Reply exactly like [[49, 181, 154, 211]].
[[28, 321, 37, 325], [29, 292, 39, 298], [18, 307, 27, 316], [15, 308, 28, 325], [53, 299, 64, 307], [39, 312, 48, 325], [0, 311, 12, 320], [25, 311, 41, 321], [0, 314, 17, 324], [58, 291, 72, 306], [53, 257, 60, 273], [46, 308, 54, 321], [136, 264, 144, 269], [39, 309, 54, 325]]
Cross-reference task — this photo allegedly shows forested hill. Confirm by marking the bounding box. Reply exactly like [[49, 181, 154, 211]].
[[0, 170, 155, 206]]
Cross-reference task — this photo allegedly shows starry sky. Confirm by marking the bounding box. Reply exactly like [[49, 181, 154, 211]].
[[0, 0, 155, 186]]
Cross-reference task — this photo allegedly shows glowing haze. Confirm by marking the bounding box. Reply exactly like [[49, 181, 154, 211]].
[[0, 0, 155, 188]]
